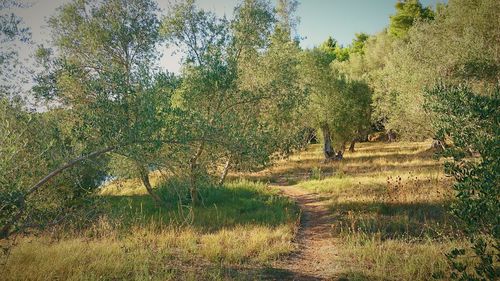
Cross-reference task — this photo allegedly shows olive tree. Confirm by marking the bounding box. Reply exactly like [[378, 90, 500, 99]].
[[161, 0, 305, 202], [300, 46, 371, 159], [0, 0, 188, 239], [40, 0, 191, 204], [0, 1, 110, 239]]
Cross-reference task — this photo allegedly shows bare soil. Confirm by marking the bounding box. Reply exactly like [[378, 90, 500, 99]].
[[265, 184, 346, 281]]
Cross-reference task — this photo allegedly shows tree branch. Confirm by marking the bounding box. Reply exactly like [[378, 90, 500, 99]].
[[0, 146, 116, 239]]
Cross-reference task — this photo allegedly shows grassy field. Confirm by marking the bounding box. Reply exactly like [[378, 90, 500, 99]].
[[2, 180, 299, 280], [243, 141, 465, 280], [1, 141, 466, 280], [295, 142, 458, 239]]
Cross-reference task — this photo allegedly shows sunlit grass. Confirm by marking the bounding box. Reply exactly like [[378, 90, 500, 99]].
[[337, 234, 463, 281], [236, 141, 446, 184], [99, 179, 299, 231], [293, 141, 458, 240], [2, 180, 299, 280], [4, 225, 294, 281], [304, 141, 461, 280], [241, 140, 464, 280], [2, 140, 466, 280], [99, 170, 165, 196]]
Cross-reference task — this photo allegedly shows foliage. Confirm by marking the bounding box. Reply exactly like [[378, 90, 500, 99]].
[[349, 32, 369, 55], [318, 36, 350, 62], [388, 0, 434, 38], [300, 47, 371, 156], [1, 0, 186, 239], [1, 0, 498, 278], [161, 0, 306, 197], [426, 84, 499, 280], [0, 100, 107, 239], [369, 0, 499, 139], [35, 0, 190, 205]]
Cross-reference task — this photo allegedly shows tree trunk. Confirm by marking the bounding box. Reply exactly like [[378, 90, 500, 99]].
[[189, 161, 198, 206], [321, 125, 335, 160], [349, 140, 356, 152], [189, 143, 205, 206], [138, 165, 163, 205], [218, 156, 231, 186], [0, 146, 115, 239], [387, 129, 397, 142]]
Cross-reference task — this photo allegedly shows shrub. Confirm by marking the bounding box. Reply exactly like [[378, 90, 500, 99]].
[[426, 84, 499, 280]]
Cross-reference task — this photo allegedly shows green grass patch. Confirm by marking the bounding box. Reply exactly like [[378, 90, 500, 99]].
[[101, 179, 298, 232]]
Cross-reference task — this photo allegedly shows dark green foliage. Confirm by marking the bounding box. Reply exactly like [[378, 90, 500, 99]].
[[350, 33, 369, 55], [300, 47, 372, 156], [318, 36, 350, 62], [388, 0, 434, 38], [161, 0, 306, 193], [426, 84, 499, 280], [0, 99, 108, 238]]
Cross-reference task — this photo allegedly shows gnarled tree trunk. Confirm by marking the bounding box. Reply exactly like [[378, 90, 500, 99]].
[[321, 125, 335, 160], [218, 155, 231, 186], [189, 143, 205, 206], [349, 139, 356, 152], [138, 164, 163, 205], [387, 129, 397, 142]]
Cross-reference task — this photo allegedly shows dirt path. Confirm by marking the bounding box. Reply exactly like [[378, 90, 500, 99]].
[[267, 185, 344, 280]]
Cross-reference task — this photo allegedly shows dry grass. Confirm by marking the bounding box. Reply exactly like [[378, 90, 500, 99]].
[[2, 141, 466, 280], [240, 140, 465, 280], [336, 234, 463, 281], [99, 170, 165, 196], [1, 180, 299, 280], [3, 225, 294, 281], [293, 141, 459, 239], [238, 141, 445, 185]]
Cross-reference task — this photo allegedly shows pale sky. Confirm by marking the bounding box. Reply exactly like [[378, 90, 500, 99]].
[[6, 0, 445, 74]]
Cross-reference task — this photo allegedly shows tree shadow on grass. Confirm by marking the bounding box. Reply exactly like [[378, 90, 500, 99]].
[[224, 266, 381, 280], [354, 143, 424, 154], [171, 265, 325, 280], [327, 200, 461, 240], [100, 181, 299, 232], [335, 271, 391, 281], [259, 268, 323, 280], [237, 149, 443, 185]]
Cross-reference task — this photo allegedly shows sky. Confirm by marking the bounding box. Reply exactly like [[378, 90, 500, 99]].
[[7, 0, 445, 74]]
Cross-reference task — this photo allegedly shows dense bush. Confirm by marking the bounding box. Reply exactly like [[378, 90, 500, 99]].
[[426, 84, 499, 280], [0, 100, 107, 239]]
